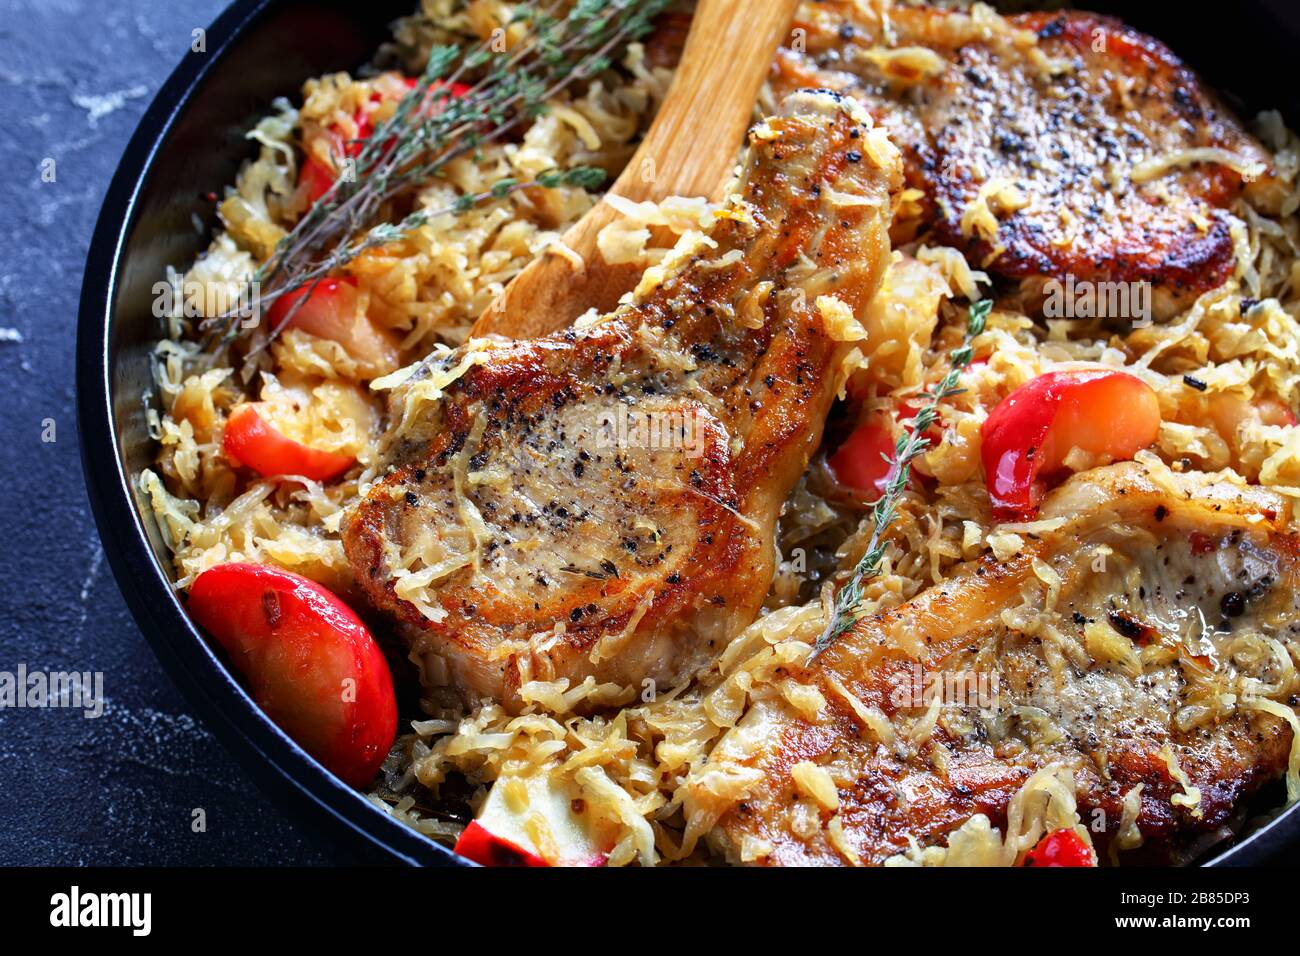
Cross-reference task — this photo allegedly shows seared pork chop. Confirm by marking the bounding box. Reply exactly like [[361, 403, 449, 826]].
[[707, 462, 1300, 865], [344, 91, 902, 710], [767, 3, 1283, 317]]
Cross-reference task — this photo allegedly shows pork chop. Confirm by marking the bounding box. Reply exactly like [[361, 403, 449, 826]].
[[343, 91, 903, 710], [767, 3, 1284, 318], [706, 462, 1300, 865]]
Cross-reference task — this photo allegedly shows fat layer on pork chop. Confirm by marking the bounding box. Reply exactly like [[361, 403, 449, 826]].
[[706, 462, 1300, 865], [343, 91, 903, 710]]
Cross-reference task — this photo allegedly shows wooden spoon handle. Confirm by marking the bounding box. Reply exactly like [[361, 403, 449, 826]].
[[473, 0, 799, 339], [608, 0, 801, 203]]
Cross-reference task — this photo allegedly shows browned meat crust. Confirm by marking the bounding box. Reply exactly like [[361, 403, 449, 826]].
[[928, 12, 1271, 295], [343, 92, 902, 710], [766, 5, 1282, 314]]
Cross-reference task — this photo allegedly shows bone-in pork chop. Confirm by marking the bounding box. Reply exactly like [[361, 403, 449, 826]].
[[708, 462, 1300, 865], [343, 91, 903, 710]]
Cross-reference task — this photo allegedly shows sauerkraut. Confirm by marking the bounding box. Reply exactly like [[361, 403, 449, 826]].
[[142, 0, 1300, 867]]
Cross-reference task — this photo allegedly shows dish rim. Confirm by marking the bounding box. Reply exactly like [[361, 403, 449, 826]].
[[76, 0, 463, 867], [75, 0, 1300, 867]]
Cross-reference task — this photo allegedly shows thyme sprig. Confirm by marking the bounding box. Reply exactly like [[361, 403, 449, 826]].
[[205, 0, 671, 345], [258, 167, 607, 344], [809, 299, 992, 663]]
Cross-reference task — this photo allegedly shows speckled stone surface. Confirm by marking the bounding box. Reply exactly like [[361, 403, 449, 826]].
[[0, 0, 342, 865]]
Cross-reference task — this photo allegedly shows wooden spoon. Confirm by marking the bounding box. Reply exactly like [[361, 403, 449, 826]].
[[472, 0, 801, 340]]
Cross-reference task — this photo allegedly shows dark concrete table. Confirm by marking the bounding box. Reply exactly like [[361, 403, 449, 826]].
[[0, 0, 341, 865]]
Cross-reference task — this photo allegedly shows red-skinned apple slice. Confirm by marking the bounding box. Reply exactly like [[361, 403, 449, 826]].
[[188, 563, 397, 788], [981, 368, 1161, 520], [1022, 828, 1096, 867], [263, 277, 400, 374], [300, 154, 337, 205], [828, 403, 939, 497], [453, 822, 551, 868], [453, 772, 610, 867], [223, 402, 356, 482], [828, 412, 897, 496]]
